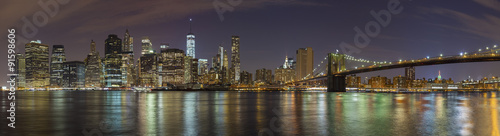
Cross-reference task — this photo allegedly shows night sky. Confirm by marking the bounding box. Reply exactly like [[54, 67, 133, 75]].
[[1, 0, 500, 86]]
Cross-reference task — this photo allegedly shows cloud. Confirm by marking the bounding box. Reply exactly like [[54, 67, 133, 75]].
[[473, 0, 500, 11], [420, 7, 500, 42], [0, 0, 327, 35]]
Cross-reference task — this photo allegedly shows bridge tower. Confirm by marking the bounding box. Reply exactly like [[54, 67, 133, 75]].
[[327, 53, 346, 92]]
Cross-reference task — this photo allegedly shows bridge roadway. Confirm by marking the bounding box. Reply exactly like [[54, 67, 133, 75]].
[[297, 53, 500, 92]]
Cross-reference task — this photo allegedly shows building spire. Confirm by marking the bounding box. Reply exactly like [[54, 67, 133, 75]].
[[189, 18, 193, 33]]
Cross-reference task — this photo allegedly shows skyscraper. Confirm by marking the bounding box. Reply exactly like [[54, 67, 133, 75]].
[[198, 59, 208, 75], [186, 19, 196, 58], [141, 37, 154, 55], [15, 53, 26, 89], [139, 54, 157, 87], [222, 49, 229, 84], [405, 66, 415, 81], [160, 48, 185, 85], [123, 29, 133, 52], [138, 37, 157, 87], [25, 40, 50, 88], [275, 56, 296, 84], [50, 45, 66, 87], [85, 40, 103, 88], [296, 47, 313, 80], [104, 34, 123, 87], [231, 36, 240, 84], [62, 61, 85, 88], [122, 30, 135, 87]]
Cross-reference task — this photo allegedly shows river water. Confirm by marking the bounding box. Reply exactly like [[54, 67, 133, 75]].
[[1, 91, 499, 136]]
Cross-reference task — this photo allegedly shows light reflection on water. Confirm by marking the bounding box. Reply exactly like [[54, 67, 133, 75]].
[[1, 91, 499, 136]]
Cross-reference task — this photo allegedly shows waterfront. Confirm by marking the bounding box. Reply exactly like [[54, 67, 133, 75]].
[[1, 91, 499, 136]]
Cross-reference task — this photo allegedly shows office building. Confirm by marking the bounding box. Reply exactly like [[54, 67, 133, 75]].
[[62, 61, 85, 88], [160, 48, 185, 85], [85, 40, 103, 88], [240, 71, 252, 85], [104, 34, 123, 87], [25, 40, 50, 88], [296, 47, 313, 80], [15, 53, 26, 89], [121, 30, 135, 87], [141, 37, 154, 55], [256, 68, 273, 84], [275, 56, 296, 84], [405, 66, 415, 81], [231, 36, 240, 84], [50, 45, 66, 87], [368, 76, 388, 88], [198, 59, 208, 75], [139, 54, 157, 87], [123, 29, 133, 52]]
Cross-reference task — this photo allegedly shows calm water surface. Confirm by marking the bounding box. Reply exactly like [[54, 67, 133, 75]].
[[1, 91, 499, 136]]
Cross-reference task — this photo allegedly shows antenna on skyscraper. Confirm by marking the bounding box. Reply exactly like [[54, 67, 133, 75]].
[[189, 18, 193, 33]]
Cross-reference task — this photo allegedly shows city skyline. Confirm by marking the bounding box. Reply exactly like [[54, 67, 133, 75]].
[[2, 0, 500, 86]]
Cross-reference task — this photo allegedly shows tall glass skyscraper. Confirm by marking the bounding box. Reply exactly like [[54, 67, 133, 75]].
[[25, 40, 50, 88], [104, 34, 123, 87], [231, 36, 240, 84], [186, 19, 196, 58], [50, 45, 66, 87]]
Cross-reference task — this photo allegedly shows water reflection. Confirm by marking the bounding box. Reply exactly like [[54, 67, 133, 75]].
[[1, 91, 499, 136]]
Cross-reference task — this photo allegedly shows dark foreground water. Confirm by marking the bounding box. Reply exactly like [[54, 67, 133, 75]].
[[1, 91, 499, 136]]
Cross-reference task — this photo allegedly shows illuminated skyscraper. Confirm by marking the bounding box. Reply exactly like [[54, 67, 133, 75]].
[[186, 19, 196, 58], [104, 34, 123, 87], [85, 40, 103, 87], [159, 48, 185, 85], [296, 47, 313, 80], [139, 54, 157, 87], [15, 53, 26, 89], [222, 49, 229, 84], [62, 61, 85, 88], [141, 37, 154, 55], [25, 40, 50, 88], [231, 36, 240, 84], [123, 29, 133, 52], [121, 30, 135, 87], [198, 59, 208, 75], [50, 45, 66, 87], [138, 37, 158, 87], [275, 56, 296, 84]]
